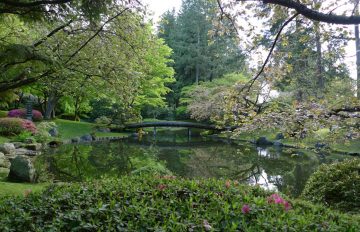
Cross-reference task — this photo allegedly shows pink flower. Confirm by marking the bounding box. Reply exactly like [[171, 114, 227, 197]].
[[241, 204, 251, 214], [267, 193, 292, 211]]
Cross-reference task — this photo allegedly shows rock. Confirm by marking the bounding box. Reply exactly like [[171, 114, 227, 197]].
[[12, 142, 25, 149], [48, 140, 63, 148], [0, 143, 15, 154], [275, 133, 285, 140], [315, 142, 328, 149], [8, 156, 36, 182], [49, 128, 59, 137], [330, 125, 340, 132], [80, 134, 93, 142], [0, 152, 9, 168], [71, 137, 80, 143], [14, 148, 38, 157], [24, 143, 42, 151], [273, 140, 283, 147], [256, 137, 273, 146]]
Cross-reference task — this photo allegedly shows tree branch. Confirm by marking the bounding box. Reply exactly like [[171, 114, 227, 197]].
[[33, 19, 74, 47], [64, 8, 129, 64], [248, 13, 299, 90], [238, 0, 360, 25], [0, 0, 71, 8]]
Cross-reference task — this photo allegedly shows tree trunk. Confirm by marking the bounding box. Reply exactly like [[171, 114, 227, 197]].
[[195, 26, 200, 85], [44, 92, 58, 120], [356, 0, 360, 99], [314, 0, 324, 97]]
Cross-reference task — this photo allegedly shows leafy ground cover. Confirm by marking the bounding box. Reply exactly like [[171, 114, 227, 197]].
[[0, 175, 359, 231]]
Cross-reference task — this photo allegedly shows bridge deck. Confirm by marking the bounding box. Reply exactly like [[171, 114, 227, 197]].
[[124, 121, 222, 130]]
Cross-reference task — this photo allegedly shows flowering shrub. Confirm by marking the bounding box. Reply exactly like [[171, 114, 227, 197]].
[[0, 176, 358, 231], [0, 118, 37, 135], [21, 119, 37, 134], [8, 109, 43, 121], [267, 193, 292, 211]]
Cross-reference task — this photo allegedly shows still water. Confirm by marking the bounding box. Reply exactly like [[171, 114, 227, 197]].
[[38, 129, 350, 197]]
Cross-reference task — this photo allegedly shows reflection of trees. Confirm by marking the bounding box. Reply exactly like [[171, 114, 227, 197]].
[[38, 133, 340, 197]]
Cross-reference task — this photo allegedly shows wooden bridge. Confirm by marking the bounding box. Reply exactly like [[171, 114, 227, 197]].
[[123, 121, 238, 137]]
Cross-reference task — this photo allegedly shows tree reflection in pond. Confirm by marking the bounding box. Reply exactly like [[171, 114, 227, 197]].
[[37, 130, 350, 197]]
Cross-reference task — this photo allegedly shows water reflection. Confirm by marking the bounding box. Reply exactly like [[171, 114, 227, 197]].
[[37, 129, 350, 197]]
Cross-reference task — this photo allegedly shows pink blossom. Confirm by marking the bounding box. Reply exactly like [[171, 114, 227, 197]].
[[267, 193, 292, 211], [241, 204, 251, 214]]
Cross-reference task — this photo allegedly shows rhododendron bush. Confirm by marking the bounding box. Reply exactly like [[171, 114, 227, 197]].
[[0, 118, 37, 135], [8, 109, 43, 121]]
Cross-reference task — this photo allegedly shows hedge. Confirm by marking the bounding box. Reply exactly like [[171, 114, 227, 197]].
[[0, 175, 359, 231], [0, 118, 37, 135]]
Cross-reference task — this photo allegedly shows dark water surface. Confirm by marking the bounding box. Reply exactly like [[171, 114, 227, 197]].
[[38, 129, 350, 197]]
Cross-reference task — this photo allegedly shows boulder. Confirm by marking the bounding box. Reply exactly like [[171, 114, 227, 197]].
[[275, 133, 285, 140], [49, 128, 59, 137], [0, 143, 15, 154], [48, 140, 63, 148], [315, 142, 328, 149], [80, 134, 93, 142], [12, 142, 25, 149], [256, 137, 273, 146], [24, 143, 42, 151], [8, 156, 36, 182], [0, 152, 9, 168], [273, 140, 283, 147], [71, 137, 80, 143], [14, 148, 38, 157]]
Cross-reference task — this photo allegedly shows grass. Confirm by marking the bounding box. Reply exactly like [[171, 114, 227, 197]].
[[55, 119, 130, 140], [55, 119, 94, 140], [0, 171, 48, 197], [0, 181, 48, 197], [0, 136, 9, 143]]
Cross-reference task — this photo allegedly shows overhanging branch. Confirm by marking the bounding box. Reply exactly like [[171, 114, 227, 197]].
[[248, 13, 299, 90]]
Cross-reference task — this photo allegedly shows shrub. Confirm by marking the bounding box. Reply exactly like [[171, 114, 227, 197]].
[[0, 111, 8, 118], [0, 118, 37, 135], [0, 176, 359, 231], [302, 159, 360, 213], [94, 116, 112, 125], [7, 109, 43, 121], [34, 122, 57, 142]]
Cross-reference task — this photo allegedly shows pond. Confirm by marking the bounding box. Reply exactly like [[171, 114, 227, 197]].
[[37, 129, 351, 197]]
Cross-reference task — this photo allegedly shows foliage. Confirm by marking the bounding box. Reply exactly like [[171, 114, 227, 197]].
[[158, 0, 246, 106], [0, 175, 359, 231], [181, 73, 260, 125], [13, 131, 33, 143], [302, 159, 360, 213], [34, 122, 57, 142], [94, 116, 112, 126], [0, 118, 36, 136], [0, 111, 7, 118], [7, 109, 43, 121]]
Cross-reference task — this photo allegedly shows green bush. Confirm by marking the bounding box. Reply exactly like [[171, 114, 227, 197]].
[[0, 111, 8, 118], [0, 176, 358, 231], [302, 159, 360, 213]]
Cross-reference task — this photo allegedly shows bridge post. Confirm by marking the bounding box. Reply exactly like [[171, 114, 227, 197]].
[[153, 126, 157, 137], [187, 128, 191, 141]]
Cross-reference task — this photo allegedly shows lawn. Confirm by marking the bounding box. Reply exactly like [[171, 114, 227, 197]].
[[55, 119, 129, 140]]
